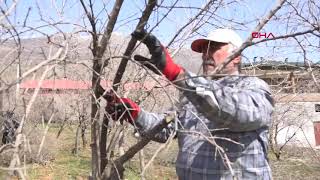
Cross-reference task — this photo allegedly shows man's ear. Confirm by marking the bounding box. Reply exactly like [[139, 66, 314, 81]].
[[232, 56, 241, 65]]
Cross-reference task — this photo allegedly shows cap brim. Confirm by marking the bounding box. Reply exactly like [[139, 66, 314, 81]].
[[191, 39, 208, 53]]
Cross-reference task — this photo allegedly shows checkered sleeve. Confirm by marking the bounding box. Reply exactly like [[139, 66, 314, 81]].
[[175, 71, 274, 132], [134, 109, 176, 143]]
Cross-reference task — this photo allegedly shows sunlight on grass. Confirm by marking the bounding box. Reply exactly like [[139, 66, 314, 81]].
[[27, 125, 91, 179], [124, 167, 140, 180], [0, 170, 6, 179]]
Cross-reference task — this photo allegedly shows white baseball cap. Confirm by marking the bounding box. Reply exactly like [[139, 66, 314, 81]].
[[191, 28, 243, 53]]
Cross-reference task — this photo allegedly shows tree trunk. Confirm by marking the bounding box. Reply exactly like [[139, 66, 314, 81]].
[[90, 71, 101, 178], [96, 0, 125, 174], [101, 0, 157, 175], [0, 83, 3, 112], [73, 125, 80, 155], [81, 120, 87, 148]]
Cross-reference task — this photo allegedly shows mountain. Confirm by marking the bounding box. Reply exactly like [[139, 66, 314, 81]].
[[0, 32, 202, 82]]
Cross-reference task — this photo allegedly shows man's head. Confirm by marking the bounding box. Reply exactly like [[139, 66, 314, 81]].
[[191, 29, 243, 75]]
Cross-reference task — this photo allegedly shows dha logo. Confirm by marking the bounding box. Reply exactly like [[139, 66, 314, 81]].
[[252, 32, 275, 39]]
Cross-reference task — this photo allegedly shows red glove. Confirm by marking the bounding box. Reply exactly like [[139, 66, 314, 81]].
[[132, 30, 183, 81], [105, 97, 140, 124]]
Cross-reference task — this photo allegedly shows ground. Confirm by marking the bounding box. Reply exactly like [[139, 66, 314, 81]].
[[1, 125, 320, 180]]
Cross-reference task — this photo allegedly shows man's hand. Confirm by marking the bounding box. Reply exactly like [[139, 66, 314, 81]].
[[105, 96, 140, 124], [132, 29, 183, 81]]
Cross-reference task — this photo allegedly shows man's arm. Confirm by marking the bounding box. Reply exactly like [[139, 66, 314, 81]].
[[104, 94, 175, 143], [174, 71, 274, 132], [134, 109, 176, 143]]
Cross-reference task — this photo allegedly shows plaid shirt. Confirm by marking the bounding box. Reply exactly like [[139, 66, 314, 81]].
[[135, 71, 274, 180]]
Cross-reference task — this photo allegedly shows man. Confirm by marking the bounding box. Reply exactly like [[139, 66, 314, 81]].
[[106, 29, 274, 179]]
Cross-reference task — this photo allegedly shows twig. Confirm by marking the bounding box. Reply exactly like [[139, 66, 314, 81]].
[[101, 114, 175, 179], [0, 0, 19, 22], [141, 132, 175, 175], [0, 144, 14, 154], [6, 39, 66, 179], [112, 0, 157, 91], [80, 0, 125, 178], [37, 112, 55, 158], [210, 0, 287, 75], [167, 0, 215, 47], [99, 1, 157, 177], [253, 27, 320, 46], [0, 44, 67, 93]]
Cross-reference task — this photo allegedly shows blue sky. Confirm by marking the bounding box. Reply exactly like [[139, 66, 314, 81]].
[[7, 0, 319, 63]]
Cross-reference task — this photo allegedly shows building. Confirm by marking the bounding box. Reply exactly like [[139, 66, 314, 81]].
[[243, 59, 320, 147], [20, 79, 162, 95]]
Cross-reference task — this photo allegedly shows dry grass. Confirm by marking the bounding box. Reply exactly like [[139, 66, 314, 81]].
[[270, 146, 320, 180], [1, 124, 320, 180], [0, 124, 90, 179]]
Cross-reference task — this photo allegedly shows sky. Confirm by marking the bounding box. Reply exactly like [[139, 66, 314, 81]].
[[4, 0, 320, 64]]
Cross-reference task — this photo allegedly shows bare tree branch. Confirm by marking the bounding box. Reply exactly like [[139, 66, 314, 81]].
[[112, 0, 157, 91], [210, 0, 287, 75], [80, 0, 125, 178], [167, 0, 216, 47], [101, 114, 175, 179]]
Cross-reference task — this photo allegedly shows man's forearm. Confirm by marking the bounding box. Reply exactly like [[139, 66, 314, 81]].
[[135, 110, 176, 143]]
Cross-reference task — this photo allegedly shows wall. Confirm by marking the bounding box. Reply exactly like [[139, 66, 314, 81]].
[[273, 101, 320, 147]]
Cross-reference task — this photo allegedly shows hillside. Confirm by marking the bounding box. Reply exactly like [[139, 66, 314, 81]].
[[0, 33, 202, 85]]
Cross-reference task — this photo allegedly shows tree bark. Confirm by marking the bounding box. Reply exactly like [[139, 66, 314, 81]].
[[0, 82, 3, 112], [81, 119, 87, 148], [101, 114, 174, 180], [73, 124, 80, 155], [80, 0, 124, 178], [100, 0, 157, 175], [112, 0, 157, 91], [98, 0, 125, 174]]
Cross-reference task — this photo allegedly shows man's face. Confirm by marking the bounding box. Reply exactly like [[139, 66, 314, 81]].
[[201, 41, 240, 75]]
